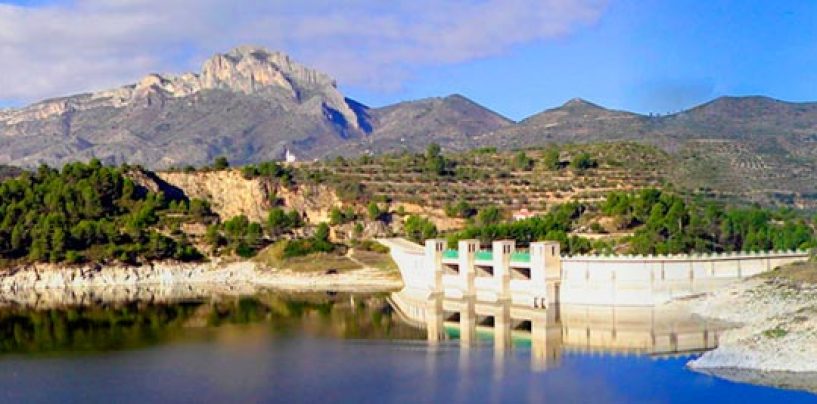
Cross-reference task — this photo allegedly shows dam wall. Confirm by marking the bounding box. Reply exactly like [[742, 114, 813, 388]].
[[380, 238, 810, 307], [560, 251, 808, 305]]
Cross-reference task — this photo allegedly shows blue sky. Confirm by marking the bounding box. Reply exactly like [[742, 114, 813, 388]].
[[349, 0, 817, 119], [1, 0, 816, 120]]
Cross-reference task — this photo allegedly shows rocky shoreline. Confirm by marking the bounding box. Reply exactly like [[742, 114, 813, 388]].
[[0, 260, 403, 298], [674, 277, 817, 392]]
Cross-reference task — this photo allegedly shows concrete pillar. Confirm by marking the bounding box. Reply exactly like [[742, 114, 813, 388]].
[[425, 294, 444, 343], [492, 302, 511, 379], [460, 298, 476, 348], [492, 240, 515, 300], [531, 241, 561, 305], [531, 241, 561, 281], [493, 302, 512, 354], [458, 239, 479, 297], [425, 239, 446, 293], [531, 309, 562, 372]]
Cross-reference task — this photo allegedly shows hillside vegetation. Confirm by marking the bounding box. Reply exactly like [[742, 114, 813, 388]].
[[0, 161, 204, 266], [3, 143, 816, 270], [444, 188, 817, 256], [302, 142, 667, 215], [3, 47, 817, 210]]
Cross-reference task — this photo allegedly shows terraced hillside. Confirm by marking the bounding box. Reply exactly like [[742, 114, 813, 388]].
[[302, 142, 668, 217], [671, 139, 817, 208]]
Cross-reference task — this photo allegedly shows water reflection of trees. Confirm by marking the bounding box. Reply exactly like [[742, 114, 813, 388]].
[[0, 302, 202, 354], [0, 293, 425, 355]]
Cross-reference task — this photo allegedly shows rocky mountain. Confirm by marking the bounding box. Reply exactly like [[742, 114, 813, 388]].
[[0, 46, 510, 169], [476, 98, 656, 148], [5, 46, 817, 207], [340, 94, 514, 155]]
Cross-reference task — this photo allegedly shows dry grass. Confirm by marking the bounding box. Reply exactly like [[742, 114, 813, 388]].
[[762, 261, 817, 284], [350, 249, 398, 272], [277, 253, 363, 273], [253, 241, 397, 273]]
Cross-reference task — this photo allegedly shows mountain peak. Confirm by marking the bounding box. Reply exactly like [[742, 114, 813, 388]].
[[562, 98, 602, 109], [201, 46, 337, 96]]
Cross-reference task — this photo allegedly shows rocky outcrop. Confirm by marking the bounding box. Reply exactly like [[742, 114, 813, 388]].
[[200, 46, 358, 128], [276, 183, 343, 224], [683, 278, 817, 374], [0, 44, 514, 169], [157, 169, 272, 222], [0, 260, 402, 296], [129, 168, 347, 225], [0, 46, 357, 129], [0, 261, 257, 292]]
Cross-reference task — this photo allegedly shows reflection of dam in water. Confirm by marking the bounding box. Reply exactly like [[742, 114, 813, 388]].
[[380, 238, 808, 307], [388, 289, 728, 371]]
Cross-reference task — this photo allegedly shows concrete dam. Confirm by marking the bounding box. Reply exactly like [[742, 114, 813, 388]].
[[380, 238, 809, 307]]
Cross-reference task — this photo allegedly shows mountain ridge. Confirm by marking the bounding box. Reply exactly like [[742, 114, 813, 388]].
[[0, 46, 514, 168], [3, 45, 817, 201]]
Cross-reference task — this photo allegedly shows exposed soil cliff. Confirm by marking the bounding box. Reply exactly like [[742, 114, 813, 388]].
[[275, 182, 343, 224], [157, 170, 272, 222], [131, 169, 344, 225]]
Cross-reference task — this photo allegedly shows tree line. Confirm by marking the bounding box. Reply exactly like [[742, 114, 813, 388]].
[[0, 161, 202, 265]]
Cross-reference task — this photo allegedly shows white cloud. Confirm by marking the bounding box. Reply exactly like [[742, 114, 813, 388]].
[[0, 0, 607, 102]]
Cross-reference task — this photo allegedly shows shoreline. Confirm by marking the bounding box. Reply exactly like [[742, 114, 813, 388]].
[[0, 260, 404, 300], [668, 275, 817, 391]]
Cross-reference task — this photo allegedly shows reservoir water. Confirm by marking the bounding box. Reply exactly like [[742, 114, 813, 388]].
[[0, 289, 815, 403]]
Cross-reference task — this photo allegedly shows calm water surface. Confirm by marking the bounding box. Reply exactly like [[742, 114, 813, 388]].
[[0, 290, 814, 403]]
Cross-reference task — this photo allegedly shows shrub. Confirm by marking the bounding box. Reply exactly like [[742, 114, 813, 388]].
[[367, 202, 381, 221], [404, 215, 437, 242], [571, 152, 597, 171], [513, 152, 534, 171], [213, 156, 230, 170]]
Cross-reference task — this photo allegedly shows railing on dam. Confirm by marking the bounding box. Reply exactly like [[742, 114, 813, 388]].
[[511, 251, 531, 263], [563, 249, 810, 262], [443, 249, 459, 259], [443, 249, 532, 264]]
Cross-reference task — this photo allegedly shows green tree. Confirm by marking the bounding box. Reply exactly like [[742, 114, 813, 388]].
[[314, 222, 330, 243], [10, 225, 24, 253], [213, 156, 230, 170], [513, 151, 534, 171], [426, 143, 441, 159], [404, 215, 437, 242], [477, 206, 502, 226], [329, 207, 344, 226], [424, 143, 447, 176], [570, 152, 597, 171], [542, 147, 561, 171], [367, 202, 381, 221]]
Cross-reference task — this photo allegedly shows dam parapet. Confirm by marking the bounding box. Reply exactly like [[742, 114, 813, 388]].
[[379, 238, 810, 307], [561, 250, 808, 305]]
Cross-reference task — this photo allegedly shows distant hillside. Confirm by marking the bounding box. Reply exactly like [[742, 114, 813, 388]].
[[302, 142, 669, 231], [476, 98, 657, 148], [354, 94, 513, 154], [3, 47, 817, 207], [472, 96, 817, 208], [0, 46, 510, 169]]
